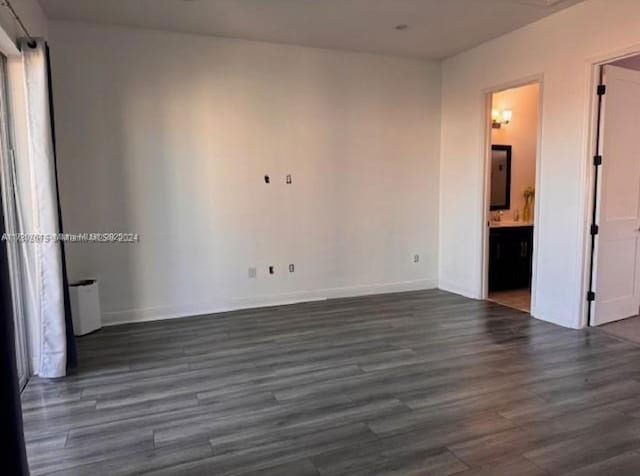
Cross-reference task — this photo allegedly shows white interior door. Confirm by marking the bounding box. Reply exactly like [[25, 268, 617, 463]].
[[592, 65, 640, 326]]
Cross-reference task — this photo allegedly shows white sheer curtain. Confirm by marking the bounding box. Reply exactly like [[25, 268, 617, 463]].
[[0, 54, 29, 388], [17, 39, 66, 377]]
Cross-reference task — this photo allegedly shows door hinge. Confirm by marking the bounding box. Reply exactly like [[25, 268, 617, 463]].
[[597, 84, 606, 96], [590, 224, 599, 236], [593, 155, 602, 166], [587, 291, 596, 302]]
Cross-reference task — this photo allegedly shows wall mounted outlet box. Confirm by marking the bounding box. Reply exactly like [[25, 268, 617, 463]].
[[269, 266, 274, 275], [289, 264, 295, 273]]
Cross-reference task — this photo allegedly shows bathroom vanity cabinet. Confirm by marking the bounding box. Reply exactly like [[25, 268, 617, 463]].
[[489, 225, 533, 292]]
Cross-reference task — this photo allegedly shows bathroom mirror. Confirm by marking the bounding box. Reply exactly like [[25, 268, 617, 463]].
[[490, 145, 512, 211]]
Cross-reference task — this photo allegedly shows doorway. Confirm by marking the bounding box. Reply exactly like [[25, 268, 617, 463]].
[[588, 54, 640, 332], [484, 82, 541, 313]]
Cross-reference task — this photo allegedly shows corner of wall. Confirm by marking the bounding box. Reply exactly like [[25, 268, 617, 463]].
[[0, 0, 48, 46]]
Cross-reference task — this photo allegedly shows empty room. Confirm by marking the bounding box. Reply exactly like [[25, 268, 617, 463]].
[[5, 0, 640, 475]]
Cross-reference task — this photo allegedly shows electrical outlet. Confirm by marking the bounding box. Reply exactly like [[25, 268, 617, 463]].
[[413, 254, 420, 263], [286, 174, 292, 184], [264, 175, 270, 184], [269, 266, 274, 275], [248, 267, 257, 278], [289, 264, 295, 273]]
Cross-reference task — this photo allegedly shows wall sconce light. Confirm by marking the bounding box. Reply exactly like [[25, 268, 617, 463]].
[[492, 109, 512, 129]]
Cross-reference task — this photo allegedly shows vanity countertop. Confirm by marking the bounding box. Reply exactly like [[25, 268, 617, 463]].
[[489, 221, 534, 229]]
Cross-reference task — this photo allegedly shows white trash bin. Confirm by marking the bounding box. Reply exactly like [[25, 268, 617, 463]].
[[69, 279, 102, 336]]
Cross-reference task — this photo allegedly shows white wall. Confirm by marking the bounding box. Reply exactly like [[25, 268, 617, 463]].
[[439, 0, 640, 328], [48, 21, 441, 325], [491, 83, 539, 221]]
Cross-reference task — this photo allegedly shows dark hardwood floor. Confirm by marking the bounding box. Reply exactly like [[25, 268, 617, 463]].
[[20, 290, 640, 475]]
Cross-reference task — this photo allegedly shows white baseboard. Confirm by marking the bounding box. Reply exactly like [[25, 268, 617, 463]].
[[437, 281, 477, 299], [102, 278, 438, 326]]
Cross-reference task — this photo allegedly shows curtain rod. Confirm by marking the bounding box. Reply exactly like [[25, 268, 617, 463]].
[[1, 0, 36, 48]]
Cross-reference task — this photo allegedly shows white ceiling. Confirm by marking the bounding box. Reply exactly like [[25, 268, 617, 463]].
[[38, 0, 586, 60]]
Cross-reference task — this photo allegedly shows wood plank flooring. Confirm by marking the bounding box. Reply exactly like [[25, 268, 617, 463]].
[[20, 290, 640, 475], [601, 315, 640, 345]]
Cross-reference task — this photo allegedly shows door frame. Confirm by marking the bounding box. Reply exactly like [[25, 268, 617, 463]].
[[583, 45, 640, 327], [480, 75, 544, 314]]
